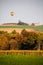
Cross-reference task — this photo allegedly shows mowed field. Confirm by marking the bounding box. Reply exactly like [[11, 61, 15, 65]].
[[0, 28, 35, 33], [0, 50, 43, 65], [0, 25, 43, 33], [0, 54, 43, 65]]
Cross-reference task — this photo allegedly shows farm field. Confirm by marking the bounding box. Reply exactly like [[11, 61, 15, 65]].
[[33, 25, 43, 31], [0, 25, 33, 28], [0, 54, 43, 65], [0, 25, 43, 33], [0, 28, 34, 33]]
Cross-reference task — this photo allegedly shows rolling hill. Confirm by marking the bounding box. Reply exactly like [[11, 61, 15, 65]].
[[0, 24, 43, 33]]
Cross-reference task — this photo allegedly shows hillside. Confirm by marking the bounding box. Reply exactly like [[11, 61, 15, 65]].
[[0, 25, 43, 31], [0, 25, 43, 33]]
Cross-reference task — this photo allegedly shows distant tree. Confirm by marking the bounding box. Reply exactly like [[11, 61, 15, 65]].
[[17, 20, 28, 25], [17, 20, 24, 25], [31, 23, 35, 26]]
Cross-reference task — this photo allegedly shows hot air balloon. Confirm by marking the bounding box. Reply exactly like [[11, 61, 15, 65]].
[[10, 12, 14, 16]]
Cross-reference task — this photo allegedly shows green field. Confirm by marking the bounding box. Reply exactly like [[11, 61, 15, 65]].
[[0, 25, 32, 28], [0, 54, 43, 65], [33, 25, 43, 31], [0, 25, 43, 31]]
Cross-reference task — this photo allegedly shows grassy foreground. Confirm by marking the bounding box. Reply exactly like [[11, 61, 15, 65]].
[[0, 54, 43, 65]]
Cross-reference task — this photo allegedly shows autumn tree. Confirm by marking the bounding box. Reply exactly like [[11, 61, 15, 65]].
[[0, 35, 8, 50], [0, 30, 43, 50], [20, 29, 35, 50]]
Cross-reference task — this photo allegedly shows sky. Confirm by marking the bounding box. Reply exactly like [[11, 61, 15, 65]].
[[0, 0, 43, 24]]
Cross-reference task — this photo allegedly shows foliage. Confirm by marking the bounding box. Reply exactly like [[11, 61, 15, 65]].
[[31, 23, 35, 26], [17, 20, 28, 25], [0, 35, 8, 50], [0, 29, 43, 50]]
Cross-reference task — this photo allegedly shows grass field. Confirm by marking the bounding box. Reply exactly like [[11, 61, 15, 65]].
[[33, 25, 43, 31], [0, 25, 43, 32], [0, 54, 43, 65], [0, 25, 32, 28], [0, 50, 43, 65]]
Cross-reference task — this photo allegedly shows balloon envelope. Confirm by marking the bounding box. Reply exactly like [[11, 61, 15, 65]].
[[10, 12, 14, 16]]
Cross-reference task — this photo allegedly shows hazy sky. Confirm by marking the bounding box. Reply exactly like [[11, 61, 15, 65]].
[[0, 0, 43, 24]]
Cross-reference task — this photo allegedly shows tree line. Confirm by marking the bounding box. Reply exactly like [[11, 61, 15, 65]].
[[0, 29, 43, 50]]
